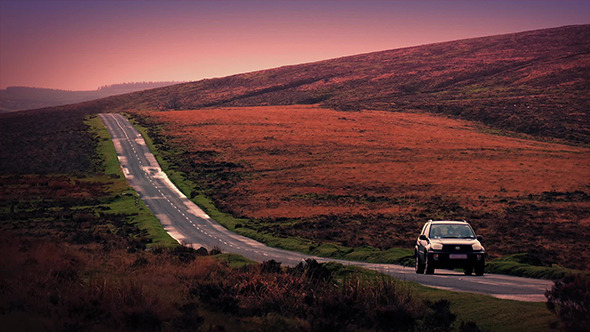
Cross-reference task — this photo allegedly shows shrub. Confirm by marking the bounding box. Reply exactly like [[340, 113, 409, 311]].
[[209, 247, 222, 255], [422, 300, 457, 332], [195, 246, 209, 256], [171, 302, 204, 332], [545, 275, 590, 332], [292, 259, 333, 283], [170, 245, 197, 263], [261, 259, 282, 273], [459, 320, 484, 332]]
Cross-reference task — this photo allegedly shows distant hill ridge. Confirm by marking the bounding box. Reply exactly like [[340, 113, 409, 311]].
[[18, 24, 590, 143], [0, 81, 184, 112], [96, 82, 185, 93]]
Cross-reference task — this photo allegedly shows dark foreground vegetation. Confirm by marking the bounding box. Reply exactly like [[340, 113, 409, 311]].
[[545, 275, 590, 332], [0, 231, 464, 332]]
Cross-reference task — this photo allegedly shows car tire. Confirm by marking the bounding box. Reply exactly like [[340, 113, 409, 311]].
[[464, 266, 473, 275], [425, 256, 435, 275], [415, 253, 425, 274], [475, 260, 485, 276]]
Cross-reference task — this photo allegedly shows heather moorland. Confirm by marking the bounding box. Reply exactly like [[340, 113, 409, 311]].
[[130, 105, 590, 271]]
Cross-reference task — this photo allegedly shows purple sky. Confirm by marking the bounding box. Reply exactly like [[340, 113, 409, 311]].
[[1, 0, 588, 90]]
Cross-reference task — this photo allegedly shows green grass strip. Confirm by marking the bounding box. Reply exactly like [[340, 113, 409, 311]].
[[415, 284, 555, 332], [326, 263, 555, 332], [486, 254, 589, 280], [86, 115, 177, 248]]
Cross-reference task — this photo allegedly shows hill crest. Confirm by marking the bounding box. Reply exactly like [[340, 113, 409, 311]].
[[28, 24, 590, 143]]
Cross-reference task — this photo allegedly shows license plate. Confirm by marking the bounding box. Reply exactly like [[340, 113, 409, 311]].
[[449, 254, 468, 259]]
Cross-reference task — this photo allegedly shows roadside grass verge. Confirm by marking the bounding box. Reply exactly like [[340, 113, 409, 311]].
[[86, 115, 177, 248], [191, 192, 417, 264], [486, 253, 590, 280], [215, 252, 258, 269], [85, 115, 123, 178], [331, 263, 556, 332], [414, 284, 556, 332]]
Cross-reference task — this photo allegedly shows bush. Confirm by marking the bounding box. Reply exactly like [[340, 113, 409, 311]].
[[171, 303, 204, 332], [170, 245, 197, 263], [545, 275, 590, 332], [422, 300, 457, 332], [292, 259, 333, 283], [209, 247, 222, 255], [195, 246, 209, 256], [459, 320, 484, 332], [261, 259, 282, 273]]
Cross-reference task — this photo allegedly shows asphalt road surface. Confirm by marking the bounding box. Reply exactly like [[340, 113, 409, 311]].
[[100, 113, 554, 302]]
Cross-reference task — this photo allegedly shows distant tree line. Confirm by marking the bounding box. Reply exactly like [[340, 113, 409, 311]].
[[97, 81, 186, 91]]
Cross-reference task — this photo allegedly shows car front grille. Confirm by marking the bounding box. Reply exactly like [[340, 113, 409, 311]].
[[442, 244, 472, 253]]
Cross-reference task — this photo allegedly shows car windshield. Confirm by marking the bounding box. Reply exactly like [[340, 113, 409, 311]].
[[429, 224, 475, 239]]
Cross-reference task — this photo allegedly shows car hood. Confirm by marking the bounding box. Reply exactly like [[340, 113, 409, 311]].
[[431, 238, 479, 245]]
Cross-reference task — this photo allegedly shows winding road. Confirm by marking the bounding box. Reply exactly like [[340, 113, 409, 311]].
[[99, 113, 553, 302]]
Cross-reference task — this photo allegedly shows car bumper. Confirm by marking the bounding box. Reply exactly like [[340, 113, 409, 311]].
[[427, 251, 486, 268]]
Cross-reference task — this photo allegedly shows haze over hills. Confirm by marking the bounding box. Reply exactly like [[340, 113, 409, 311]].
[[67, 24, 586, 144], [0, 82, 184, 112]]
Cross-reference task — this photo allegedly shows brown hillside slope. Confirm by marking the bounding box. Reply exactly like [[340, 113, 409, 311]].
[[133, 106, 590, 270], [96, 24, 590, 143]]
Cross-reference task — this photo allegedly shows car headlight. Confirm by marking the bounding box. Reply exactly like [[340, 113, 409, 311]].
[[472, 243, 483, 251], [431, 243, 443, 250]]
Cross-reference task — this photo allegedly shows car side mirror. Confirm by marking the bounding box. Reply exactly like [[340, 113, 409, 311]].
[[419, 234, 428, 241], [476, 235, 483, 242]]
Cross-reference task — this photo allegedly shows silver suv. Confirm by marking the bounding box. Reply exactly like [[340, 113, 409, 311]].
[[415, 220, 487, 275]]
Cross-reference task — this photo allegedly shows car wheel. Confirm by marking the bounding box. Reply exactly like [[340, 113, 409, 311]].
[[464, 266, 473, 275], [415, 253, 425, 274], [425, 256, 435, 275], [475, 260, 485, 276]]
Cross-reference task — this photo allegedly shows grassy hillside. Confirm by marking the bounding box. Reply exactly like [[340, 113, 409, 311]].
[[85, 24, 590, 143]]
